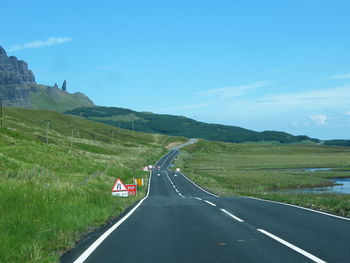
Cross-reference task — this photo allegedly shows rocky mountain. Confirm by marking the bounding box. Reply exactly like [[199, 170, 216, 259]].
[[0, 46, 94, 111], [0, 46, 35, 85]]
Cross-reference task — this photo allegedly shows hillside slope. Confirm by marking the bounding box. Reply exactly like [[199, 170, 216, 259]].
[[66, 106, 320, 144], [30, 84, 94, 112], [0, 107, 183, 262]]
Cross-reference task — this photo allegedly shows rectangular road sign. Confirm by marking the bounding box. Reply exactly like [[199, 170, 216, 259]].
[[112, 191, 128, 197], [135, 178, 144, 187], [126, 184, 137, 195]]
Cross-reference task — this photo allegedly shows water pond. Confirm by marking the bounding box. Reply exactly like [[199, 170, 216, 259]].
[[286, 179, 350, 194], [287, 168, 334, 172]]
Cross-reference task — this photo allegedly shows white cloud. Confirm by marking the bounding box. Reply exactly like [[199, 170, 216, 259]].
[[253, 85, 350, 109], [196, 81, 273, 99], [8, 37, 73, 51], [291, 121, 299, 127], [326, 73, 350, 80], [310, 115, 328, 125], [177, 102, 211, 110]]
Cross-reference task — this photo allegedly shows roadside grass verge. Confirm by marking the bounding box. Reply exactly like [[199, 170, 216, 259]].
[[175, 140, 350, 217], [0, 107, 184, 263]]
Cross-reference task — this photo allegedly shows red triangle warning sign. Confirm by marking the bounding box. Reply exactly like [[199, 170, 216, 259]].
[[112, 178, 128, 192]]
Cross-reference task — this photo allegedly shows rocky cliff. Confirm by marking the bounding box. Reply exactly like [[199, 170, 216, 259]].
[[0, 46, 94, 111], [0, 46, 35, 85]]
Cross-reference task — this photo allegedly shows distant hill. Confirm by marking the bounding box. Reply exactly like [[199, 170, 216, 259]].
[[65, 106, 320, 144], [29, 84, 94, 112], [0, 46, 94, 112]]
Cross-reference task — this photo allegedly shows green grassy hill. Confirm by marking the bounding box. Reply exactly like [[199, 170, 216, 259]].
[[30, 84, 95, 112], [0, 107, 183, 262], [1, 84, 95, 113], [65, 106, 320, 144]]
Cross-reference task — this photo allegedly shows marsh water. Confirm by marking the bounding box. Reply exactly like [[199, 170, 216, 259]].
[[289, 168, 334, 172], [281, 168, 350, 194], [287, 179, 350, 194]]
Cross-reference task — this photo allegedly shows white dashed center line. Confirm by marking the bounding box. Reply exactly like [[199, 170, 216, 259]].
[[220, 209, 244, 222], [204, 200, 217, 207], [258, 229, 326, 263]]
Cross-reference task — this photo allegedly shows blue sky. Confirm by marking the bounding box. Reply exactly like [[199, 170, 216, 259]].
[[1, 0, 350, 139]]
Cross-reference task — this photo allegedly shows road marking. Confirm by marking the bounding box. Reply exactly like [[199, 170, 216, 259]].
[[73, 171, 153, 263], [204, 200, 217, 207], [246, 197, 350, 221], [165, 150, 179, 169], [220, 209, 244, 222], [178, 193, 185, 198], [179, 172, 219, 197], [175, 189, 179, 193], [194, 197, 202, 201], [73, 142, 192, 263], [258, 229, 326, 263]]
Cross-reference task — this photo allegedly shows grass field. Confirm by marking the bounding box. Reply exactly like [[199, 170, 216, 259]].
[[0, 107, 184, 263], [175, 140, 350, 217]]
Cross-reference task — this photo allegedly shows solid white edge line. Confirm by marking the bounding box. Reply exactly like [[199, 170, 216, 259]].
[[73, 171, 153, 263], [155, 151, 172, 168], [166, 155, 177, 170], [220, 208, 244, 222], [246, 196, 350, 221], [162, 140, 219, 198], [179, 172, 219, 197], [204, 200, 217, 207], [165, 150, 178, 170], [257, 229, 326, 263]]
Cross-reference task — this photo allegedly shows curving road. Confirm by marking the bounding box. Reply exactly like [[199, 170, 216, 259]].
[[62, 142, 350, 263]]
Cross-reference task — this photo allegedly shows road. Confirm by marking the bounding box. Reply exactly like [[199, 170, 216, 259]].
[[62, 141, 350, 263]]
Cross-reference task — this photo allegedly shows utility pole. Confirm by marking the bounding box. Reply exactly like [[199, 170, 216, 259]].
[[0, 98, 3, 129], [71, 129, 74, 149], [46, 121, 50, 144], [132, 120, 135, 134], [111, 130, 114, 145]]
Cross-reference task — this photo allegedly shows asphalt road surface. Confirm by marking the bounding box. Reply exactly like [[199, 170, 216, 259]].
[[62, 141, 350, 263]]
